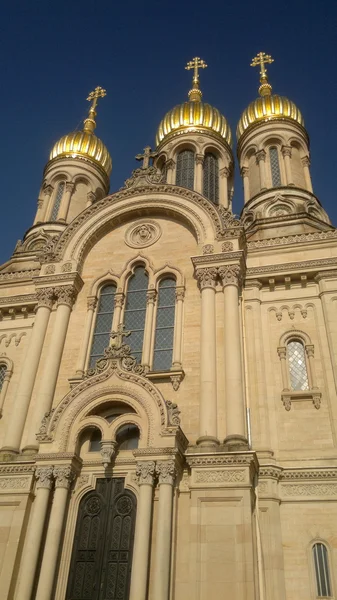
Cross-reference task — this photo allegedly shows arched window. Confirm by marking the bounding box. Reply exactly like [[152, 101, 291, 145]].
[[124, 266, 148, 363], [287, 340, 309, 391], [312, 543, 332, 598], [50, 181, 65, 220], [0, 364, 7, 392], [176, 150, 195, 189], [203, 153, 219, 204], [153, 278, 176, 371], [89, 428, 102, 452], [269, 147, 281, 187], [116, 424, 140, 450], [89, 284, 116, 368]]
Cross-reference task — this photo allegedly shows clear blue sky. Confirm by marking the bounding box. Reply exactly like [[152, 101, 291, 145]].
[[0, 0, 336, 263]]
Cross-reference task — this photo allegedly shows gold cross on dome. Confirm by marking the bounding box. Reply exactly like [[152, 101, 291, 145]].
[[250, 52, 274, 79], [136, 146, 158, 169], [87, 86, 107, 110], [185, 56, 208, 84], [110, 324, 131, 349]]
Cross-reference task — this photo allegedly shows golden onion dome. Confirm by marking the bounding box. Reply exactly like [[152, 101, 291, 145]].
[[156, 57, 232, 147], [49, 86, 112, 177], [237, 52, 305, 141]]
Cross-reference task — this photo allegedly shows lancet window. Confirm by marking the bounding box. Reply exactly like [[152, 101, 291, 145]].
[[0, 364, 6, 392], [269, 146, 282, 187], [287, 339, 309, 391], [50, 181, 65, 220], [203, 152, 219, 203], [153, 278, 176, 371], [176, 149, 195, 189], [89, 284, 116, 368], [124, 267, 148, 364], [312, 543, 332, 598]]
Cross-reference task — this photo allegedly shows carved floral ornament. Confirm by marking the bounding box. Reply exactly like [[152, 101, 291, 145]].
[[36, 285, 78, 309], [125, 220, 162, 249], [195, 265, 242, 290]]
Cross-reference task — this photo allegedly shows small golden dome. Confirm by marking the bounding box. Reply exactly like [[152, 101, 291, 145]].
[[49, 86, 112, 177]]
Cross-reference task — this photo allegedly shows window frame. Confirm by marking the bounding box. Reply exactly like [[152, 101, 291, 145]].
[[269, 145, 282, 187], [310, 541, 334, 599], [203, 151, 220, 204], [49, 180, 66, 221], [175, 148, 195, 190]]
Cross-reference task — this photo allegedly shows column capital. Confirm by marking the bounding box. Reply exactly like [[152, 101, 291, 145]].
[[87, 190, 97, 204], [100, 441, 117, 468], [218, 265, 242, 288], [281, 145, 292, 158], [306, 344, 315, 358], [53, 465, 76, 489], [87, 296, 98, 311], [156, 460, 176, 486], [35, 466, 53, 489], [240, 166, 249, 177], [277, 346, 287, 359], [195, 267, 218, 290], [301, 155, 310, 167], [146, 289, 157, 305], [43, 184, 54, 197], [166, 158, 176, 170], [36, 287, 54, 309], [114, 292, 124, 309], [55, 285, 77, 308], [37, 198, 44, 209], [175, 287, 185, 301], [255, 149, 266, 163], [65, 181, 75, 193], [195, 153, 204, 165], [219, 166, 230, 178], [136, 460, 156, 485]]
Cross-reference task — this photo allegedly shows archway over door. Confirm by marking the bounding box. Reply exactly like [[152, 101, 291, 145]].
[[66, 478, 137, 600]]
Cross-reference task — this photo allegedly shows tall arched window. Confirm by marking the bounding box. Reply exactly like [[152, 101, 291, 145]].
[[0, 364, 7, 392], [124, 266, 148, 363], [287, 340, 309, 390], [153, 278, 176, 371], [269, 147, 282, 187], [176, 150, 195, 189], [50, 181, 65, 220], [203, 153, 219, 204], [312, 543, 332, 598], [89, 284, 116, 368]]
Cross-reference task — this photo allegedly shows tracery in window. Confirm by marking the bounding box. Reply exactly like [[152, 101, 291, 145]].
[[153, 278, 176, 371], [203, 152, 219, 204], [116, 424, 140, 450], [51, 181, 65, 220], [287, 340, 309, 391], [313, 543, 332, 598], [176, 149, 195, 190], [124, 266, 148, 363], [0, 364, 7, 392], [89, 284, 116, 368], [269, 147, 281, 187]]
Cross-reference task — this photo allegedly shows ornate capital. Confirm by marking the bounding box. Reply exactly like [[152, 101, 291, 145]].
[[87, 191, 96, 203], [277, 346, 287, 359], [37, 198, 44, 209], [195, 154, 204, 166], [165, 158, 176, 171], [35, 466, 53, 489], [255, 150, 266, 164], [195, 267, 217, 290], [136, 461, 155, 485], [240, 166, 249, 177], [175, 287, 185, 301], [156, 460, 176, 485], [65, 182, 75, 193], [87, 296, 98, 311], [218, 265, 241, 288], [146, 289, 157, 305], [53, 465, 75, 489], [36, 287, 54, 310], [100, 441, 117, 468], [55, 285, 77, 308], [219, 166, 230, 178], [114, 293, 124, 309], [281, 145, 292, 158], [43, 184, 54, 197], [301, 155, 310, 167], [306, 344, 315, 358]]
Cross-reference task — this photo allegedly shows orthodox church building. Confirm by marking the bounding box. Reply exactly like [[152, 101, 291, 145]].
[[0, 53, 336, 600]]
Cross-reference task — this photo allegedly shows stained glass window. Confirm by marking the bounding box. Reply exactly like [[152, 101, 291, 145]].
[[0, 364, 7, 392], [269, 147, 282, 187], [124, 267, 148, 363], [89, 284, 116, 368], [203, 153, 219, 204], [153, 278, 176, 371], [313, 543, 332, 598], [287, 340, 309, 391], [176, 150, 195, 190], [51, 181, 65, 220]]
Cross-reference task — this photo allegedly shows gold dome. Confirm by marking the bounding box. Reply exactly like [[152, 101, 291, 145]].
[[49, 86, 112, 177], [156, 56, 232, 147]]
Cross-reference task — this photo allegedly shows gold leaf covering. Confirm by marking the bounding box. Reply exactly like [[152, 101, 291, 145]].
[[50, 131, 112, 176], [236, 94, 304, 140]]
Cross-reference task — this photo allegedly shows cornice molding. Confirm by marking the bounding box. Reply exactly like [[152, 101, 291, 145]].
[[247, 229, 337, 250], [247, 258, 337, 277]]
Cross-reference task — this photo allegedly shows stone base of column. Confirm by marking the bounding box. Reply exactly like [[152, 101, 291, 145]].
[[0, 447, 20, 461], [223, 434, 249, 452], [21, 445, 39, 456], [196, 435, 220, 448]]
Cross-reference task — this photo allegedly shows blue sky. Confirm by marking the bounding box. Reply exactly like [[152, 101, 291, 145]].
[[0, 0, 336, 263]]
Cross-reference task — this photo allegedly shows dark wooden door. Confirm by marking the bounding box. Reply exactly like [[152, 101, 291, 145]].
[[66, 478, 137, 600]]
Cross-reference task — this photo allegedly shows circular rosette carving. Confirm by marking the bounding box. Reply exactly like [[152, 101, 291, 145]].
[[115, 495, 132, 515], [85, 496, 102, 515], [125, 220, 161, 248]]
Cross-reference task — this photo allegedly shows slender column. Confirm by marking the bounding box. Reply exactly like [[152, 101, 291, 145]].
[[14, 467, 53, 600], [152, 461, 176, 600], [58, 181, 75, 222], [33, 197, 44, 225], [240, 166, 250, 202], [112, 292, 124, 330], [143, 290, 157, 370], [40, 184, 54, 221], [1, 289, 54, 455], [165, 159, 176, 184], [219, 266, 248, 448], [0, 364, 13, 416], [302, 156, 313, 192], [25, 286, 76, 451], [195, 268, 218, 445], [75, 296, 97, 376], [86, 190, 96, 208], [172, 287, 185, 368], [306, 345, 318, 388], [281, 145, 293, 185], [277, 347, 289, 390], [129, 461, 155, 600], [256, 150, 267, 190], [195, 154, 204, 194], [35, 466, 75, 600], [219, 166, 229, 208]]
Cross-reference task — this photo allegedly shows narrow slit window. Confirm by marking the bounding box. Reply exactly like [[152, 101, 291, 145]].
[[269, 147, 281, 187], [0, 364, 7, 392], [176, 150, 195, 190], [89, 284, 116, 368], [124, 267, 148, 364], [51, 181, 65, 220], [203, 153, 219, 204], [287, 340, 309, 391], [313, 543, 332, 598], [153, 278, 176, 371]]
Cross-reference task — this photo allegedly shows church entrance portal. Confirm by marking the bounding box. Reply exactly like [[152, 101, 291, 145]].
[[66, 478, 137, 600]]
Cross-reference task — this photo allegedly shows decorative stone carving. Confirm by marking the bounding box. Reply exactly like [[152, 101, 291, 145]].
[[123, 166, 164, 189], [136, 461, 155, 485], [281, 145, 292, 158], [65, 182, 75, 193], [282, 483, 337, 497], [87, 296, 98, 310], [114, 293, 124, 309], [36, 410, 55, 441], [195, 154, 204, 165], [221, 241, 234, 252], [53, 465, 75, 488], [36, 288, 54, 309], [195, 469, 245, 483], [240, 166, 249, 177], [125, 220, 161, 249], [156, 460, 176, 485], [44, 265, 55, 275], [218, 206, 242, 230], [38, 233, 61, 264], [165, 400, 181, 425], [55, 285, 77, 308], [62, 262, 72, 273], [255, 149, 266, 163], [169, 373, 184, 391], [35, 466, 53, 489], [146, 290, 157, 304], [175, 288, 185, 301], [218, 265, 241, 287], [87, 191, 96, 204], [202, 244, 214, 255], [0, 477, 31, 490], [100, 441, 117, 468], [195, 267, 217, 290]]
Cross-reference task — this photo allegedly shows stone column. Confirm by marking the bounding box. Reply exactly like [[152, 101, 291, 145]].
[[86, 190, 96, 208], [302, 156, 313, 192], [172, 287, 184, 368], [14, 467, 53, 600], [219, 266, 248, 448], [35, 466, 75, 600], [152, 460, 176, 600], [306, 345, 318, 389], [1, 289, 54, 455], [281, 145, 293, 185], [57, 181, 75, 222], [195, 154, 204, 194], [195, 268, 218, 446], [219, 166, 229, 208], [40, 184, 54, 221], [240, 166, 250, 203], [256, 150, 267, 191], [0, 363, 13, 417], [33, 197, 45, 225], [111, 292, 124, 330], [143, 289, 157, 370], [25, 286, 76, 452], [165, 159, 176, 184], [129, 461, 155, 600], [277, 347, 289, 390], [75, 296, 97, 376]]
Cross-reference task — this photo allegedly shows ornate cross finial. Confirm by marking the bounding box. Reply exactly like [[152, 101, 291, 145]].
[[110, 324, 131, 349], [135, 146, 158, 169], [250, 52, 274, 97], [185, 56, 207, 101], [83, 86, 107, 133]]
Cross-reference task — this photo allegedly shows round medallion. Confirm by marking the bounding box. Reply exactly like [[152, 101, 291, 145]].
[[125, 220, 161, 249], [115, 496, 132, 515], [86, 496, 101, 515]]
